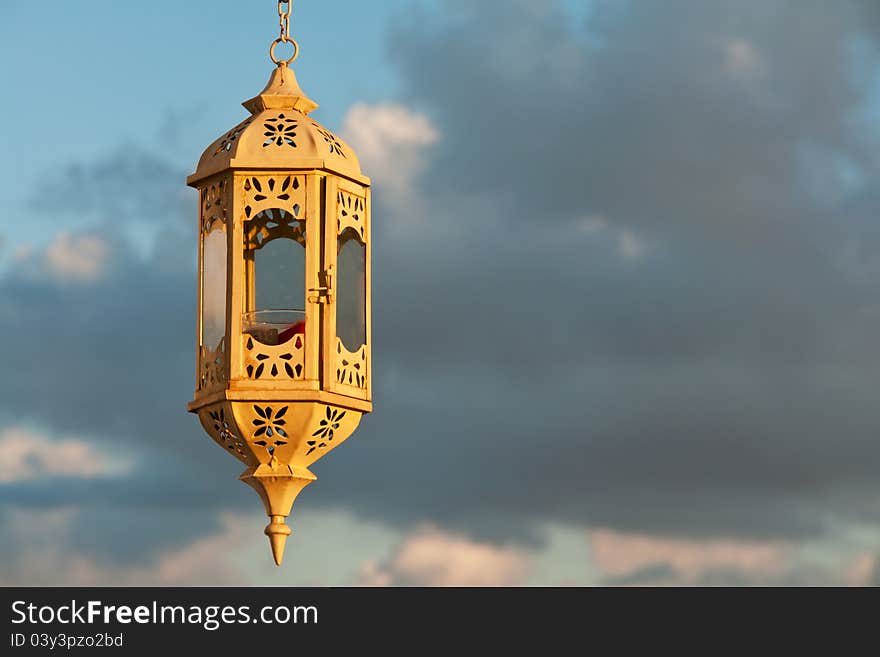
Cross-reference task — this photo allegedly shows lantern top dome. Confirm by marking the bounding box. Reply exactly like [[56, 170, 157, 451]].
[[188, 64, 364, 187]]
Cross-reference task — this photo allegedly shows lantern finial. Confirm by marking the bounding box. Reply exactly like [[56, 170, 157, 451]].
[[240, 464, 317, 566], [265, 516, 292, 566], [244, 1, 317, 115], [243, 64, 319, 115]]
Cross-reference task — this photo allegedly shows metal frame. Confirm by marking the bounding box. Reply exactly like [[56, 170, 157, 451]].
[[186, 62, 372, 565]]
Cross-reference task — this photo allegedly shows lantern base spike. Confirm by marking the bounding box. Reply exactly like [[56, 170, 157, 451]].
[[240, 463, 317, 566], [265, 516, 292, 566]]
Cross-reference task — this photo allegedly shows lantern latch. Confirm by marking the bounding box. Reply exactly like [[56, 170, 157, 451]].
[[308, 264, 334, 304]]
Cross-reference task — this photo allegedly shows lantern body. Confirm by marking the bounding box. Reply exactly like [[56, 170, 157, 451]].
[[187, 65, 371, 564]]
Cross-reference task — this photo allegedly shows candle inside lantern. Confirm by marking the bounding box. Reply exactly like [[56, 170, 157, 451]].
[[243, 309, 305, 346]]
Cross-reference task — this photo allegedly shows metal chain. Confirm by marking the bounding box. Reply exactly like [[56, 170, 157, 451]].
[[278, 1, 291, 40], [270, 1, 299, 66]]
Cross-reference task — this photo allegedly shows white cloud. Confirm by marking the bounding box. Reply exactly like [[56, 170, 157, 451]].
[[356, 524, 531, 586], [356, 560, 393, 587], [0, 428, 129, 484], [0, 508, 402, 587], [576, 215, 652, 262], [45, 232, 108, 282], [589, 528, 788, 583], [577, 214, 608, 234], [618, 228, 651, 262], [144, 513, 261, 585], [13, 244, 33, 262], [723, 38, 765, 79], [844, 552, 876, 587], [342, 103, 439, 217], [0, 510, 254, 586]]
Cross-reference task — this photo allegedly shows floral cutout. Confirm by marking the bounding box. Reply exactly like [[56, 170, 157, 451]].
[[313, 124, 346, 158], [213, 118, 253, 156], [307, 407, 346, 455], [263, 114, 298, 148], [209, 408, 246, 458], [252, 405, 290, 456]]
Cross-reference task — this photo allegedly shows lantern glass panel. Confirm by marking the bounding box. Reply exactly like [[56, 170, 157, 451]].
[[337, 228, 366, 351], [201, 223, 227, 351], [244, 209, 306, 346]]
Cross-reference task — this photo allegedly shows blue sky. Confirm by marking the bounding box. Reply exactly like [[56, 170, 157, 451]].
[[0, 1, 415, 248], [0, 0, 593, 250], [3, 0, 880, 586]]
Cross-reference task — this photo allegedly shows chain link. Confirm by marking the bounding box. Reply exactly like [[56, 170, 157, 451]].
[[270, 1, 299, 66], [278, 1, 291, 40]]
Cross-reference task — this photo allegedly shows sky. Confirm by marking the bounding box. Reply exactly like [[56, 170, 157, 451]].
[[2, 0, 880, 586]]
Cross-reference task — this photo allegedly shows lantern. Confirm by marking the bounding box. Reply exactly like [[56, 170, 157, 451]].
[[186, 2, 372, 565]]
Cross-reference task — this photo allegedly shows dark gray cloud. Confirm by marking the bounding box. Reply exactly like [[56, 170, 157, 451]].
[[327, 0, 880, 542], [0, 147, 255, 566], [3, 0, 880, 578]]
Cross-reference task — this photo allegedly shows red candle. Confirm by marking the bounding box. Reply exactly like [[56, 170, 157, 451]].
[[278, 321, 305, 344]]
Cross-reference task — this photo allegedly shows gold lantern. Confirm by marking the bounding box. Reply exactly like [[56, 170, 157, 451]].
[[187, 2, 372, 565]]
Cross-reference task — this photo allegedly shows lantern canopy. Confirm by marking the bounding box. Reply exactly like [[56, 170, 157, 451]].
[[186, 10, 372, 566]]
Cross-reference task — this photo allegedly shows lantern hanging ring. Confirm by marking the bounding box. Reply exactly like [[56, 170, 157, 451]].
[[270, 37, 299, 66], [270, 1, 299, 66]]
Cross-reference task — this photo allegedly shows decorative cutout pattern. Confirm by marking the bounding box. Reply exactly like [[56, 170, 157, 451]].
[[201, 179, 228, 233], [208, 407, 248, 462], [213, 119, 253, 156], [307, 407, 346, 455], [263, 114, 298, 148], [199, 337, 227, 390], [312, 123, 346, 158], [243, 334, 305, 381], [335, 338, 367, 390], [337, 190, 366, 240], [251, 405, 290, 456], [245, 207, 305, 249], [243, 175, 306, 221]]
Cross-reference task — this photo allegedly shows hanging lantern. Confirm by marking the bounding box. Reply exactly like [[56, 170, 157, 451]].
[[187, 1, 372, 565]]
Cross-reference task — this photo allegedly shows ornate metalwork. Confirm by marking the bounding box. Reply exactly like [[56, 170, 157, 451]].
[[243, 334, 305, 381], [188, 3, 372, 567]]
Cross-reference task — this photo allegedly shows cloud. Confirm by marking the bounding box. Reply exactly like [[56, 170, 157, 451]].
[[356, 525, 531, 586], [139, 513, 259, 585], [342, 103, 439, 176], [0, 509, 259, 586], [313, 0, 880, 546], [576, 215, 653, 262], [2, 0, 880, 586], [723, 38, 765, 79], [44, 232, 109, 282], [0, 427, 129, 484], [845, 551, 876, 587], [588, 526, 880, 586], [617, 228, 650, 261], [0, 507, 408, 587], [342, 102, 439, 213], [590, 528, 788, 584], [10, 231, 113, 283]]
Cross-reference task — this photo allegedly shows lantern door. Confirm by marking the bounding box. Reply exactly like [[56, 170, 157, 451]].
[[233, 172, 321, 389], [323, 177, 371, 402]]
